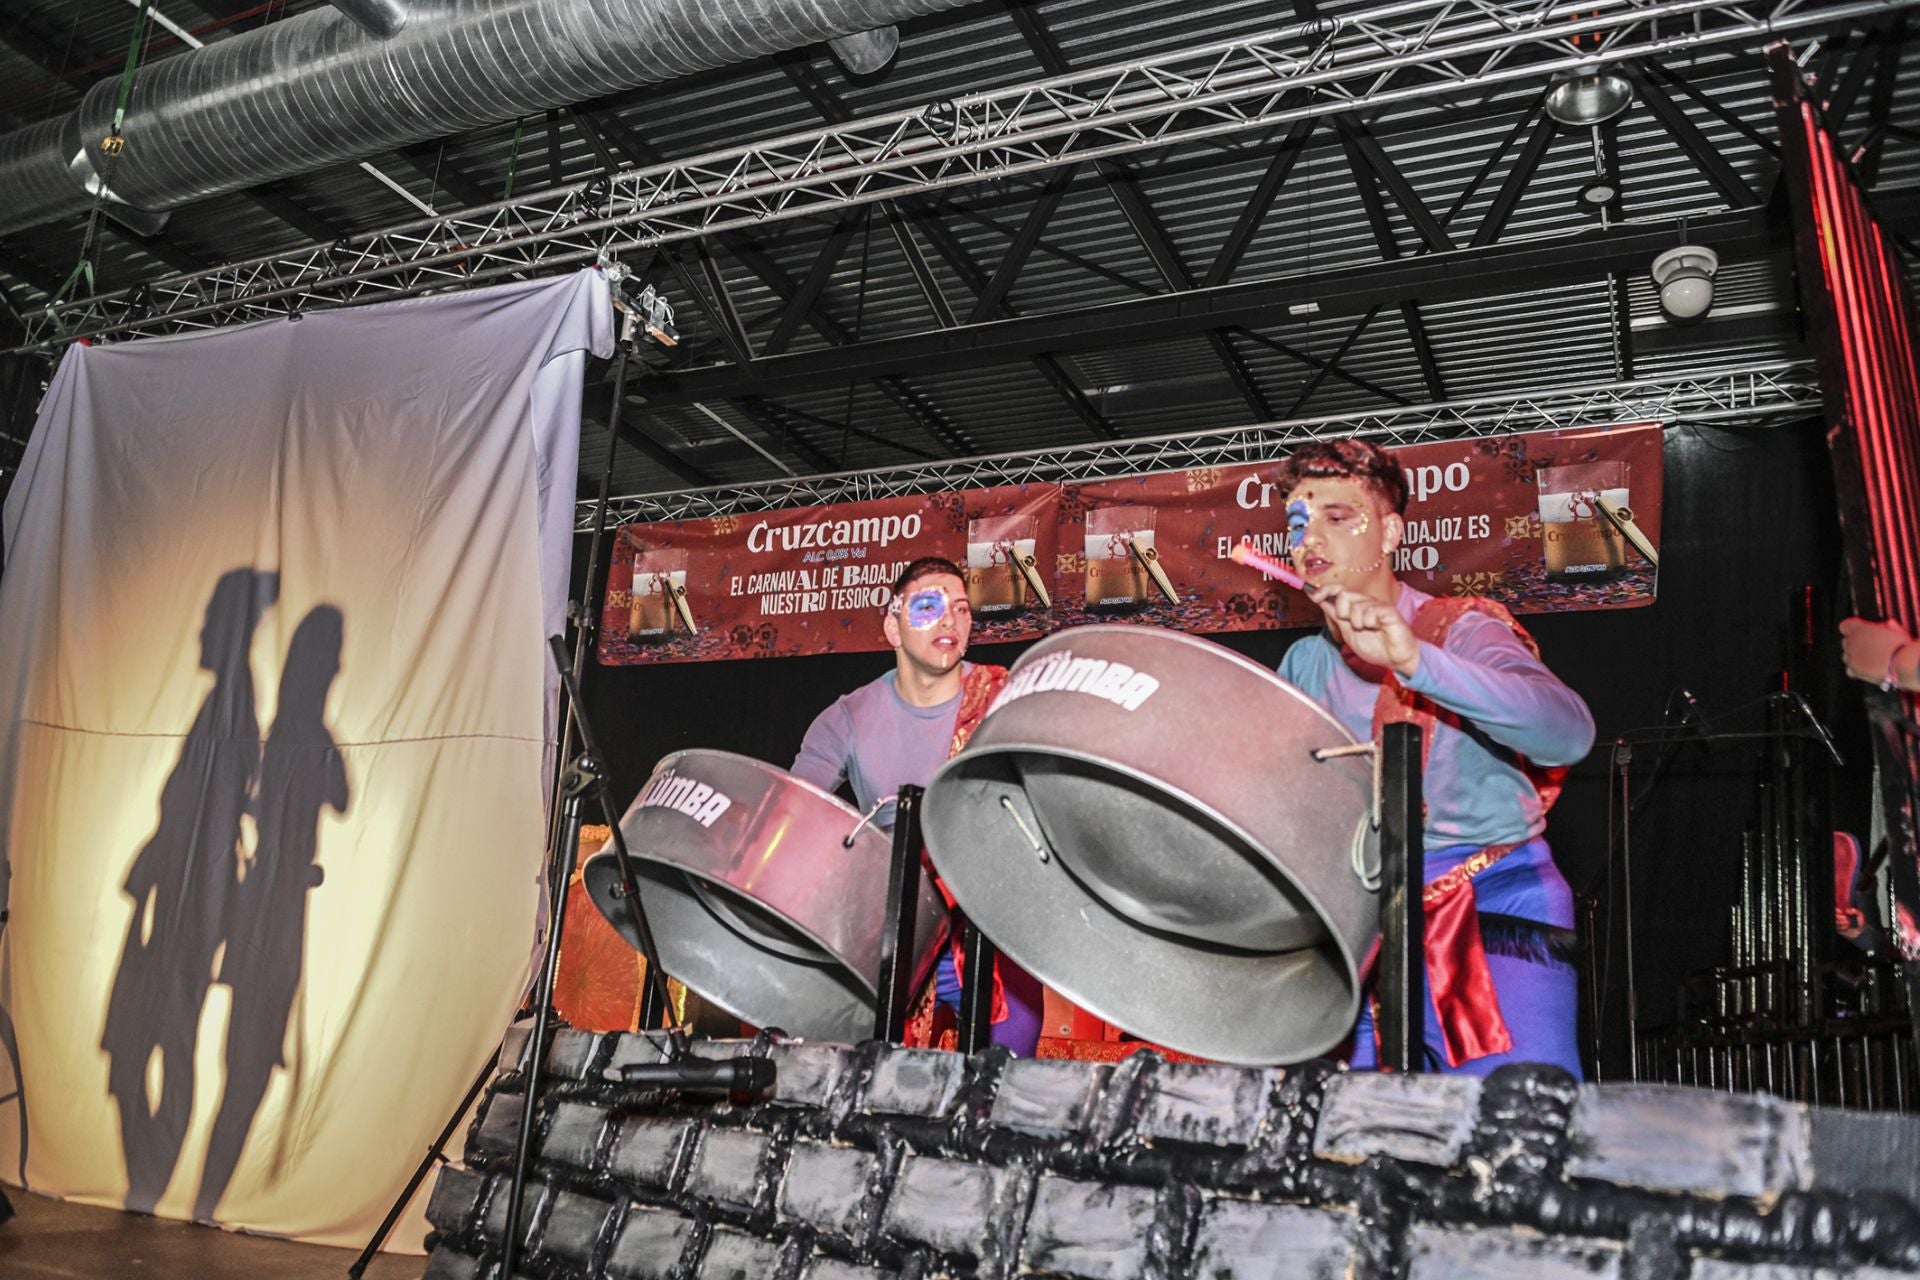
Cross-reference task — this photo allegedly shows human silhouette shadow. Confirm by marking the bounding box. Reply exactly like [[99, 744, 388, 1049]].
[[102, 568, 278, 1215], [196, 605, 348, 1224]]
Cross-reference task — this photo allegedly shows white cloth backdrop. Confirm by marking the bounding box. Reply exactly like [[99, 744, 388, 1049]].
[[0, 269, 610, 1244]]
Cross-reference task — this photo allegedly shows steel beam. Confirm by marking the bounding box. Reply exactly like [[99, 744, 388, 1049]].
[[1230, 324, 1412, 407], [25, 0, 1911, 349], [578, 362, 1819, 526], [624, 205, 1783, 407]]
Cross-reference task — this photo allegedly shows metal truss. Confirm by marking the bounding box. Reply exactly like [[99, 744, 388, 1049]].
[[20, 0, 1917, 350], [576, 361, 1820, 527]]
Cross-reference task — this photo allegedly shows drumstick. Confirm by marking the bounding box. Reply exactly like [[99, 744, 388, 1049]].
[[668, 581, 699, 635], [1128, 535, 1180, 604], [1593, 493, 1659, 568], [1227, 540, 1309, 591], [1012, 548, 1052, 608]]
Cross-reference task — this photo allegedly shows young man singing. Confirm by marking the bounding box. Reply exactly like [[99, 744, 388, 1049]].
[[1276, 440, 1595, 1076], [790, 556, 1044, 1054]]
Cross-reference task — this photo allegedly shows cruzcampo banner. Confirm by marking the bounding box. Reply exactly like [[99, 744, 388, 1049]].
[[597, 422, 1662, 665]]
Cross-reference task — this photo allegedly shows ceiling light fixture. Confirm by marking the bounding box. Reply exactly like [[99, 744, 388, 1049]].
[[1544, 67, 1634, 127], [1650, 244, 1719, 324], [1574, 127, 1619, 217], [615, 276, 681, 347], [1575, 176, 1617, 213]]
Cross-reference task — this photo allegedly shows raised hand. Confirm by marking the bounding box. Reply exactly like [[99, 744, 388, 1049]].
[[1309, 583, 1421, 679]]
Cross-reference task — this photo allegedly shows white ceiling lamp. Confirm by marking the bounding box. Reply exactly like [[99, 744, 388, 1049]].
[[1544, 68, 1634, 127], [1650, 244, 1720, 324]]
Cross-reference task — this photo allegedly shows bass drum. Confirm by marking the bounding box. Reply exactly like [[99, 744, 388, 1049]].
[[585, 750, 947, 1043], [922, 625, 1378, 1064]]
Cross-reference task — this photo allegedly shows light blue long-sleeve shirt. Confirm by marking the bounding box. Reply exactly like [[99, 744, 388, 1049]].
[[1278, 584, 1595, 851], [790, 665, 973, 829]]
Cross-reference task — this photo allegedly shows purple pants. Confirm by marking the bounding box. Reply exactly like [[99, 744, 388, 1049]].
[[1349, 837, 1583, 1079], [936, 948, 1044, 1056]]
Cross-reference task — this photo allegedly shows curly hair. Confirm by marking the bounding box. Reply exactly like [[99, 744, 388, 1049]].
[[1273, 438, 1409, 515], [890, 555, 966, 598]]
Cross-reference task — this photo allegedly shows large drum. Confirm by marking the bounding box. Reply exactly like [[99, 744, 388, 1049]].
[[922, 626, 1379, 1064], [584, 750, 947, 1042]]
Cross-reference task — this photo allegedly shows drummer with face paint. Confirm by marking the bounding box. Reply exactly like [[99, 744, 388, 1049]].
[[1274, 440, 1595, 1078], [791, 556, 1045, 1055]]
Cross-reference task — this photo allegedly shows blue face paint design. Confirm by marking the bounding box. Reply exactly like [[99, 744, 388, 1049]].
[[1286, 499, 1310, 552], [905, 587, 949, 631]]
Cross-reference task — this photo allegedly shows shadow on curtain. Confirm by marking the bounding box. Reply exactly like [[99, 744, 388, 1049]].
[[198, 604, 348, 1223], [97, 572, 348, 1219]]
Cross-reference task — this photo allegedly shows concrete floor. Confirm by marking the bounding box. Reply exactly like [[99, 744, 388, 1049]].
[[0, 1188, 425, 1279]]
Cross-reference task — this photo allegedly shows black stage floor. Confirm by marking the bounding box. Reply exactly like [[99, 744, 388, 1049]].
[[0, 1188, 424, 1279]]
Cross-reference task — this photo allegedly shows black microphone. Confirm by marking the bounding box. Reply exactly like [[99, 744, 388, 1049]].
[[603, 1055, 776, 1094]]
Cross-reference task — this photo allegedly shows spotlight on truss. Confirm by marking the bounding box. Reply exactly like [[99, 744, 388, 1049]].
[[617, 278, 680, 347]]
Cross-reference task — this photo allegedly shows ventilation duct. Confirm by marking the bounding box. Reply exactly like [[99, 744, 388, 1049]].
[[329, 0, 410, 39], [0, 0, 983, 239]]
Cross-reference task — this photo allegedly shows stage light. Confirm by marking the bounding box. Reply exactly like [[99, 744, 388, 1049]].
[[1575, 176, 1616, 214], [1650, 244, 1719, 324], [1545, 68, 1633, 127], [616, 278, 680, 347]]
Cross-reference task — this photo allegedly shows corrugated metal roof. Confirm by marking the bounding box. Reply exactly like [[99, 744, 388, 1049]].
[[2, 0, 1910, 491]]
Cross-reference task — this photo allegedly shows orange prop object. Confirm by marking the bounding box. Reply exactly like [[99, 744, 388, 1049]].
[[552, 825, 677, 1032]]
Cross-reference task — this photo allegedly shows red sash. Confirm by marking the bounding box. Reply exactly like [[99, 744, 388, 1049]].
[[1367, 596, 1565, 1068]]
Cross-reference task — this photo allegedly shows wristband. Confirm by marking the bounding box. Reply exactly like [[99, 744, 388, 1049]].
[[1887, 641, 1917, 693]]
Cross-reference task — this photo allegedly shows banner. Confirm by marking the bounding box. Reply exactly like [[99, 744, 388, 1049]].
[[599, 422, 1662, 665]]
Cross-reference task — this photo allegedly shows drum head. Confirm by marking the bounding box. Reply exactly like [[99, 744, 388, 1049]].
[[1020, 754, 1327, 950], [585, 855, 872, 1041], [923, 626, 1378, 1064], [585, 750, 947, 1043]]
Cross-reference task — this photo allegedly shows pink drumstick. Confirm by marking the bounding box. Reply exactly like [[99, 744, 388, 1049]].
[[1227, 540, 1309, 591]]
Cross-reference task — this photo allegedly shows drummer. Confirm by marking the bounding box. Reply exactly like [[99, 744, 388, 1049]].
[[1275, 439, 1594, 1077], [791, 556, 1045, 1055]]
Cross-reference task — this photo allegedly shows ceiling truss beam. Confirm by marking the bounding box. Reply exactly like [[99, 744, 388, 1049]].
[[25, 0, 1910, 348], [581, 362, 1819, 525], [624, 205, 1787, 407]]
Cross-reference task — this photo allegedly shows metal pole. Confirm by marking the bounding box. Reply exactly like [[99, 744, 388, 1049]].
[[1616, 739, 1640, 1081], [499, 759, 593, 1279], [544, 323, 633, 864], [1379, 723, 1425, 1074], [957, 922, 996, 1056], [874, 787, 925, 1044]]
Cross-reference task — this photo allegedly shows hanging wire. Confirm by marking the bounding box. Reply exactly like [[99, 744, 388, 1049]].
[[502, 118, 527, 200], [838, 205, 876, 466], [48, 0, 158, 329]]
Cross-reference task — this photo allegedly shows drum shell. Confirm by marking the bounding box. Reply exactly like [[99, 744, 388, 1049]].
[[923, 625, 1378, 1064], [586, 749, 947, 1042]]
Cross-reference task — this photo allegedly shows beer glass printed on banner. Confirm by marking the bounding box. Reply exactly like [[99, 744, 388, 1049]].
[[1085, 506, 1156, 609], [628, 548, 692, 641], [966, 514, 1039, 615], [1536, 461, 1629, 580]]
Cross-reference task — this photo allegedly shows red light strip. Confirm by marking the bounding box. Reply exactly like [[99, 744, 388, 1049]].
[[1805, 108, 1899, 616], [1807, 102, 1920, 629]]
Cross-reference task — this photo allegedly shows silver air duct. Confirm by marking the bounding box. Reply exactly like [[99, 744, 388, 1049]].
[[329, 0, 410, 39], [0, 0, 979, 238]]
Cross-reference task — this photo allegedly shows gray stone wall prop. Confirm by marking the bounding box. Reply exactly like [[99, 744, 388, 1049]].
[[417, 1029, 1920, 1279]]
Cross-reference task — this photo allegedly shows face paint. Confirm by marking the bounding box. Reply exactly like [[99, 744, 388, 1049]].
[[1286, 499, 1310, 553], [904, 587, 949, 631], [1349, 508, 1371, 537]]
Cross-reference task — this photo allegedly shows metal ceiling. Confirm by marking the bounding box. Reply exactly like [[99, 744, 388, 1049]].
[[0, 0, 1916, 504]]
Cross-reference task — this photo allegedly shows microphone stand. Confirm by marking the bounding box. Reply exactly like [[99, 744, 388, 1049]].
[[496, 636, 681, 1280]]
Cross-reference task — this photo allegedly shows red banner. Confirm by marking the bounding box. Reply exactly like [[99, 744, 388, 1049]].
[[598, 423, 1661, 665]]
